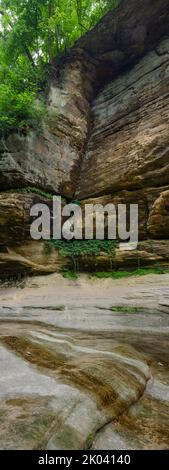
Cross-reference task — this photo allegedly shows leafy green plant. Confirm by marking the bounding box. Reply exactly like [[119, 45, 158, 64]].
[[0, 83, 46, 136], [45, 239, 116, 272], [90, 266, 169, 279], [71, 200, 81, 206], [19, 187, 55, 199], [2, 187, 66, 201], [61, 270, 79, 280], [111, 306, 146, 313], [0, 0, 119, 135]]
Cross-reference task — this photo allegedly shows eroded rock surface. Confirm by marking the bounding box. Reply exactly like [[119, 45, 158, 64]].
[[0, 58, 96, 198], [1, 1, 169, 276], [1, 190, 169, 278], [1, 0, 169, 198], [77, 38, 169, 199], [0, 0, 169, 452], [0, 274, 169, 449]]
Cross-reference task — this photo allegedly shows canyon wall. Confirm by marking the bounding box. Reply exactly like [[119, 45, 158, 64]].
[[1, 0, 169, 277]]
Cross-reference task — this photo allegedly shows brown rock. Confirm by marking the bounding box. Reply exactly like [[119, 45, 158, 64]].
[[148, 190, 169, 238], [76, 38, 169, 199], [1, 0, 169, 276], [80, 186, 169, 241], [1, 0, 169, 198], [69, 240, 169, 272], [0, 241, 68, 279], [0, 58, 96, 198], [0, 192, 67, 245], [76, 0, 169, 77], [0, 193, 50, 244], [80, 192, 148, 240]]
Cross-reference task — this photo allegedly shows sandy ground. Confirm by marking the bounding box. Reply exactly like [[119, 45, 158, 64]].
[[1, 272, 169, 310]]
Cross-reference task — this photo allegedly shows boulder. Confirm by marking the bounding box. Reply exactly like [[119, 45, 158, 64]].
[[0, 192, 52, 244], [148, 190, 169, 238], [0, 241, 68, 279]]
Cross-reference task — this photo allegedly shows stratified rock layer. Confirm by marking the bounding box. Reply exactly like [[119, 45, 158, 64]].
[[1, 0, 169, 275], [77, 38, 169, 199], [0, 57, 96, 198], [1, 0, 169, 197], [0, 273, 169, 449]]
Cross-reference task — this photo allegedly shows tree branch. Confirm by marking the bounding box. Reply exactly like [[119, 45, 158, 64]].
[[24, 44, 35, 68], [78, 22, 88, 32]]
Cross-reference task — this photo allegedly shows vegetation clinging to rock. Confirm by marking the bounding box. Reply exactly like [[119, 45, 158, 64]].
[[45, 239, 116, 272], [0, 0, 119, 135]]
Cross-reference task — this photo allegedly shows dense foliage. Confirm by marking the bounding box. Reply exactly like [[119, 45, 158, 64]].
[[45, 239, 116, 271], [0, 0, 118, 135]]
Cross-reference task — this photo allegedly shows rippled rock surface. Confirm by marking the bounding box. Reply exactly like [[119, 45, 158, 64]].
[[0, 274, 169, 450]]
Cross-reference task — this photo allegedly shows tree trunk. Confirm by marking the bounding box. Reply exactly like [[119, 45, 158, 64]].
[[48, 0, 53, 63]]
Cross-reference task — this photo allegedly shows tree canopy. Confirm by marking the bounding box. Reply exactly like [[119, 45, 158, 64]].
[[0, 0, 118, 136]]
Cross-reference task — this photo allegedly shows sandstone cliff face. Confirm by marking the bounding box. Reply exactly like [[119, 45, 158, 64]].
[[1, 0, 169, 198], [1, 0, 169, 277], [77, 38, 169, 198], [1, 191, 169, 277], [0, 57, 96, 198]]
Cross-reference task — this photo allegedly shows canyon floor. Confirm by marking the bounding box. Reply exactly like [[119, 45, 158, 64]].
[[0, 273, 169, 450]]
